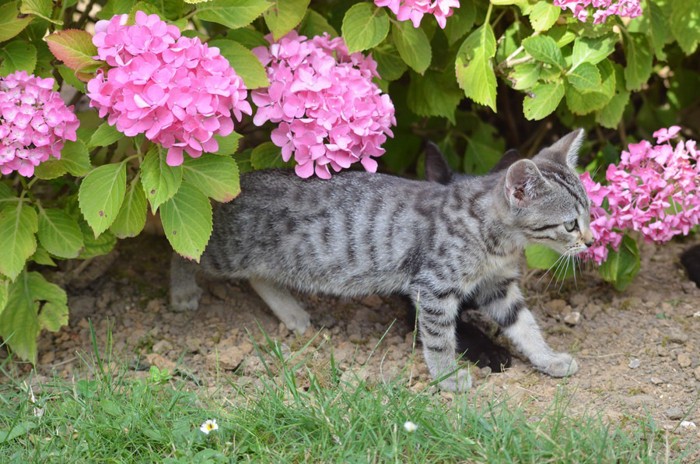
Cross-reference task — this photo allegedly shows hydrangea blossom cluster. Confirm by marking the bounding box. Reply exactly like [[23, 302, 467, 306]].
[[581, 126, 700, 264], [0, 71, 79, 177], [553, 0, 642, 24], [252, 32, 396, 179], [87, 11, 252, 166], [374, 0, 460, 29]]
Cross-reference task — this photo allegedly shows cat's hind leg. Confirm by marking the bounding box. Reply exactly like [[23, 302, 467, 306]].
[[248, 278, 311, 334], [170, 253, 203, 312]]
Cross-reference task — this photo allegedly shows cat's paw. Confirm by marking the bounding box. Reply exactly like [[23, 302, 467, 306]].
[[280, 309, 311, 335], [537, 352, 578, 378], [170, 284, 203, 312], [437, 369, 472, 392]]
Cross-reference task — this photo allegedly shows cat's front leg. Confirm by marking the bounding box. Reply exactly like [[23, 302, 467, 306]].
[[170, 253, 203, 312], [412, 286, 471, 392], [477, 278, 578, 377]]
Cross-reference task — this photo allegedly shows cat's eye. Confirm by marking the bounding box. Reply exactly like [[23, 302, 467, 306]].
[[563, 220, 578, 232]]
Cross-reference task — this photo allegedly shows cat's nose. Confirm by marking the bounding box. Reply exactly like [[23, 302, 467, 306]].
[[582, 230, 594, 247]]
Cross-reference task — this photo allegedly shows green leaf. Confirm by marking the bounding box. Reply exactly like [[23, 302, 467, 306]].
[[566, 62, 601, 93], [455, 24, 497, 111], [160, 183, 212, 262], [0, 422, 38, 444], [0, 40, 37, 75], [88, 122, 124, 149], [0, 202, 38, 281], [31, 246, 55, 266], [523, 81, 564, 121], [598, 235, 640, 291], [208, 39, 269, 89], [20, 0, 61, 24], [373, 43, 407, 81], [670, 0, 700, 55], [37, 208, 83, 259], [525, 244, 575, 279], [0, 271, 67, 363], [182, 155, 240, 202], [341, 3, 389, 53], [565, 59, 615, 115], [140, 146, 182, 213], [78, 220, 116, 259], [33, 159, 67, 180], [0, 2, 33, 43], [391, 21, 431, 75], [57, 64, 86, 92], [571, 34, 616, 68], [464, 122, 506, 174], [407, 71, 463, 124], [34, 140, 90, 180], [78, 163, 127, 237], [623, 32, 652, 91], [644, 0, 669, 60], [595, 63, 629, 129], [529, 1, 560, 32], [264, 0, 310, 40], [195, 0, 271, 30], [226, 28, 268, 49], [0, 279, 7, 315], [45, 29, 99, 73], [443, 1, 475, 45], [213, 131, 242, 156], [522, 35, 565, 70], [110, 178, 147, 238], [299, 8, 337, 38], [509, 62, 540, 90], [251, 142, 293, 169]]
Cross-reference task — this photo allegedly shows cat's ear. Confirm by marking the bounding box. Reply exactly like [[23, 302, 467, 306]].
[[424, 141, 453, 185], [536, 129, 584, 169], [490, 149, 523, 173], [505, 159, 549, 207]]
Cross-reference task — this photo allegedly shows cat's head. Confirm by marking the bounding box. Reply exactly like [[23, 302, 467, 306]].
[[503, 129, 593, 256]]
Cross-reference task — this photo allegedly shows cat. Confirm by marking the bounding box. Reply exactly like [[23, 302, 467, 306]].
[[170, 129, 593, 391]]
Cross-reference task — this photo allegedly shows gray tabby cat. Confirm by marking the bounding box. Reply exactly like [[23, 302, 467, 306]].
[[170, 129, 593, 391]]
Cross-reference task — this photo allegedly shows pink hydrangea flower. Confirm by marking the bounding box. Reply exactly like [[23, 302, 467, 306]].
[[580, 127, 700, 264], [0, 71, 79, 177], [553, 0, 642, 24], [374, 0, 460, 29], [251, 32, 396, 179], [87, 11, 252, 166]]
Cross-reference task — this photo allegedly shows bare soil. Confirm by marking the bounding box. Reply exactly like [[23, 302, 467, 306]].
[[5, 234, 700, 457]]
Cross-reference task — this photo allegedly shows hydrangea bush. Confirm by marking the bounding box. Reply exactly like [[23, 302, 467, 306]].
[[0, 0, 698, 361]]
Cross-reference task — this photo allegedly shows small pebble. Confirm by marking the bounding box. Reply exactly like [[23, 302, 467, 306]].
[[665, 407, 684, 420], [694, 366, 700, 381], [650, 377, 664, 385], [564, 311, 581, 326], [677, 353, 692, 368], [628, 358, 641, 369], [694, 311, 700, 318], [680, 421, 697, 430]]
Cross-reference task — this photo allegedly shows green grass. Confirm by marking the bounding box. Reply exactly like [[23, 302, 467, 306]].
[[0, 330, 690, 463]]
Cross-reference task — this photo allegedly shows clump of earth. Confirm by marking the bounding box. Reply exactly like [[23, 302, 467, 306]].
[[4, 234, 700, 457]]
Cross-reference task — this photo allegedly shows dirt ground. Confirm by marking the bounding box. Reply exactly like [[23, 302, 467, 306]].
[[5, 233, 700, 457]]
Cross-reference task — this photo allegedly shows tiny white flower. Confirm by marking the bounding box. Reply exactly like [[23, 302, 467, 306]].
[[680, 420, 697, 430], [403, 421, 418, 433], [200, 419, 219, 435]]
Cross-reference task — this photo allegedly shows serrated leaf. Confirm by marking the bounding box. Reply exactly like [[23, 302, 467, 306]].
[[644, 0, 668, 60], [598, 235, 640, 291], [623, 32, 652, 91], [88, 122, 124, 149], [251, 142, 293, 169], [565, 59, 615, 115], [226, 28, 268, 49], [77, 220, 116, 259], [455, 24, 497, 111], [0, 2, 33, 43], [110, 178, 147, 238], [571, 34, 616, 68], [509, 62, 540, 90], [0, 40, 37, 75], [140, 146, 182, 213], [20, 0, 61, 24], [670, 0, 700, 55], [407, 71, 462, 124], [0, 203, 37, 281], [78, 163, 127, 237], [373, 43, 407, 81], [213, 131, 242, 156], [37, 208, 83, 258], [45, 29, 98, 73], [523, 81, 564, 121], [443, 1, 475, 45], [522, 35, 565, 70], [59, 140, 92, 176], [341, 3, 389, 53], [529, 1, 560, 32], [195, 0, 271, 30], [0, 279, 7, 315], [0, 271, 67, 363], [183, 155, 240, 202], [391, 21, 431, 75], [595, 63, 629, 129], [33, 159, 67, 180], [264, 0, 310, 40], [31, 246, 56, 266], [160, 183, 212, 262], [299, 8, 337, 38], [567, 62, 601, 93], [208, 39, 269, 89]]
